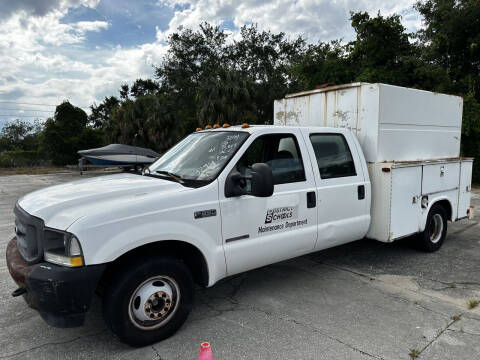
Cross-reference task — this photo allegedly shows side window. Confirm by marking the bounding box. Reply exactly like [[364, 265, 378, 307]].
[[237, 134, 306, 185], [310, 134, 356, 179]]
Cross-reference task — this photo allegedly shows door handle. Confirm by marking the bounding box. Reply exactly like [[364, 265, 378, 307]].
[[358, 185, 365, 200], [307, 191, 316, 208]]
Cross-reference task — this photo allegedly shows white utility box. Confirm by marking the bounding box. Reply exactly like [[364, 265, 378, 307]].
[[274, 83, 463, 162], [275, 83, 473, 242]]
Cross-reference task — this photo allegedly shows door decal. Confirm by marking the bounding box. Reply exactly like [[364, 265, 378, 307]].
[[265, 206, 298, 224]]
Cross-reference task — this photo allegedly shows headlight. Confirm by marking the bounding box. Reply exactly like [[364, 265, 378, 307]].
[[43, 229, 84, 267]]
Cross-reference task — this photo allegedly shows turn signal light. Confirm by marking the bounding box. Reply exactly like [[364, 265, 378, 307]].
[[70, 256, 84, 267], [241, 123, 249, 128]]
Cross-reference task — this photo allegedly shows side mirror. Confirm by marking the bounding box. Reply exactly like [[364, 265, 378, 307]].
[[225, 163, 274, 198], [225, 169, 246, 198], [250, 163, 274, 197]]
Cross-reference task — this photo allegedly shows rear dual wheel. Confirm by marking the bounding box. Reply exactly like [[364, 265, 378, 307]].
[[103, 256, 194, 347], [417, 204, 448, 252]]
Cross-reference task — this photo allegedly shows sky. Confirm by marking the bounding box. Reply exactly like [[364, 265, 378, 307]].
[[0, 0, 422, 127]]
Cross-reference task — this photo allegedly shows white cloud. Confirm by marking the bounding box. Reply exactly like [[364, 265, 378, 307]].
[[73, 20, 110, 33], [159, 0, 421, 42], [0, 0, 421, 125]]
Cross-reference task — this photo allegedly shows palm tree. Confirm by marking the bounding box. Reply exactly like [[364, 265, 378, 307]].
[[196, 68, 256, 127]]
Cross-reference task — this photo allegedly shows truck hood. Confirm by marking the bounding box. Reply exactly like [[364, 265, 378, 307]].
[[17, 173, 187, 230]]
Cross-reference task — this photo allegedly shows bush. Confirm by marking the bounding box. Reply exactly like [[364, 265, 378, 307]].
[[0, 150, 46, 168]]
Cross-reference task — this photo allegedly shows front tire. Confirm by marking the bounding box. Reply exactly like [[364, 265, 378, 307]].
[[103, 256, 194, 347], [417, 204, 448, 252]]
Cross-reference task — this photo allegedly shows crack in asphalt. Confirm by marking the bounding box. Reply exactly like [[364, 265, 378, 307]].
[[0, 329, 108, 359], [308, 260, 453, 317], [196, 255, 480, 359], [196, 275, 385, 360], [273, 313, 385, 359], [447, 328, 480, 337], [415, 315, 462, 358], [426, 277, 480, 290], [151, 345, 166, 360]]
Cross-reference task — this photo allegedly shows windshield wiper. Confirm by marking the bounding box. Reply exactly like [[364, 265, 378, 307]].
[[155, 170, 184, 183]]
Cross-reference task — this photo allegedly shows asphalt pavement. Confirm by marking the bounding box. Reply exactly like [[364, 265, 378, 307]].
[[0, 172, 479, 359]]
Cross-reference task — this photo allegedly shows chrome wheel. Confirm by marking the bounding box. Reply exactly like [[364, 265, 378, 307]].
[[128, 276, 180, 330], [429, 213, 444, 244]]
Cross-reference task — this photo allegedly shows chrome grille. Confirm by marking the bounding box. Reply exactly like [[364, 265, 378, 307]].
[[13, 203, 44, 264]]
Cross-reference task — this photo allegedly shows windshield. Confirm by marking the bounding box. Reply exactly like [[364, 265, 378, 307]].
[[147, 131, 249, 182]]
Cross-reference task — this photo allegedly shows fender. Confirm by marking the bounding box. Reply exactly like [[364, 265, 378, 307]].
[[419, 194, 456, 232], [78, 220, 226, 287]]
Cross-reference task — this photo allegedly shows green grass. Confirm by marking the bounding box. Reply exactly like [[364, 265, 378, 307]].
[[468, 300, 479, 309], [409, 348, 420, 359]]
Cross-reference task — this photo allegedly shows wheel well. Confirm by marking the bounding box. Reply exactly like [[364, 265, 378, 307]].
[[432, 199, 453, 221], [98, 241, 209, 293]]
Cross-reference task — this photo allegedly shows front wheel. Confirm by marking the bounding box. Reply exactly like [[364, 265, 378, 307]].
[[417, 204, 448, 252], [103, 256, 194, 347]]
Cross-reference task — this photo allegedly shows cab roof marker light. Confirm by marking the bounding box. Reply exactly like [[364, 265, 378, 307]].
[[204, 125, 212, 129], [195, 127, 202, 132], [222, 123, 230, 128], [241, 123, 249, 128], [213, 124, 220, 129]]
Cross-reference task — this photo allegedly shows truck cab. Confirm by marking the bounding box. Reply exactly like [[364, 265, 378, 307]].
[[218, 126, 370, 275], [7, 125, 372, 346]]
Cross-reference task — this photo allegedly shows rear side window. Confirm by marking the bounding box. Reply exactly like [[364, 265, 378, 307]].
[[310, 134, 356, 179]]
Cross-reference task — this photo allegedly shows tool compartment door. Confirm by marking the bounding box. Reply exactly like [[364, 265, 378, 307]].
[[390, 165, 422, 239], [422, 162, 460, 195], [457, 161, 473, 219]]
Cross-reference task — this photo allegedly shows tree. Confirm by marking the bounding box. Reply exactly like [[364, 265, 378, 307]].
[[155, 23, 306, 126], [155, 23, 230, 130], [88, 14, 480, 181], [416, 0, 480, 97], [108, 94, 181, 153], [196, 68, 256, 126], [231, 25, 306, 123], [41, 101, 103, 165], [289, 41, 353, 90], [0, 119, 43, 152], [348, 12, 417, 85], [120, 84, 130, 100], [416, 0, 480, 181], [130, 79, 160, 98], [89, 96, 120, 128]]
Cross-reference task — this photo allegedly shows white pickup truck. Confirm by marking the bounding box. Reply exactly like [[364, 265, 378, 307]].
[[6, 83, 473, 347]]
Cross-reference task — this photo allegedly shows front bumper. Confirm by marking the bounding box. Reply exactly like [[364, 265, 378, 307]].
[[6, 237, 106, 328]]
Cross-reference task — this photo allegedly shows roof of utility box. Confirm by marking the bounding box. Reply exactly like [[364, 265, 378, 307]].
[[274, 83, 463, 163]]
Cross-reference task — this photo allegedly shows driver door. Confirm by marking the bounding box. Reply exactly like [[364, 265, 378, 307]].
[[218, 129, 318, 276]]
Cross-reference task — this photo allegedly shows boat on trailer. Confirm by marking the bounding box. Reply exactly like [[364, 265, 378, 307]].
[[78, 144, 160, 167]]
